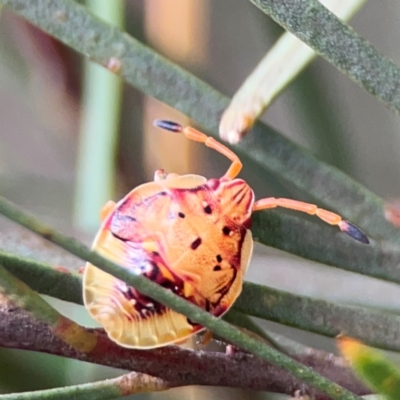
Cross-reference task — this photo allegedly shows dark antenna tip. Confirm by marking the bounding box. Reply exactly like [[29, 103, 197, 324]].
[[153, 119, 183, 133], [339, 220, 369, 244]]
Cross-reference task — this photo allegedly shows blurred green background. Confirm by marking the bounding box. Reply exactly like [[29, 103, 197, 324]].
[[0, 1, 400, 399]]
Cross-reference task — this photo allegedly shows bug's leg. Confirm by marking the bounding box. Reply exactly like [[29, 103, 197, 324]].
[[154, 169, 180, 181], [197, 329, 213, 346], [100, 200, 116, 222], [78, 265, 86, 274], [154, 169, 168, 181], [253, 197, 369, 244], [154, 120, 242, 180]]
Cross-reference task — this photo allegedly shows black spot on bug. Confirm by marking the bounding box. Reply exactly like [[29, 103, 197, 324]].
[[216, 254, 222, 263], [191, 237, 202, 250], [160, 191, 167, 196], [178, 212, 185, 218], [213, 265, 221, 271], [222, 226, 231, 235], [204, 204, 212, 214]]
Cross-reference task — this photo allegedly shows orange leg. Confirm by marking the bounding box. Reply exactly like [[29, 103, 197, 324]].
[[253, 197, 369, 244], [198, 330, 213, 346], [154, 169, 168, 181], [154, 120, 242, 180], [78, 265, 86, 274], [154, 169, 180, 182]]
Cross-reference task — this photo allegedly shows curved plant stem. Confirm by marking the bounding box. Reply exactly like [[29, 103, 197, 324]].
[[0, 196, 364, 400], [0, 371, 169, 400], [248, 0, 400, 116], [0, 0, 399, 244]]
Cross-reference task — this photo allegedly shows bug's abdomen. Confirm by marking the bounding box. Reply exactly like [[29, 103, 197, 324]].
[[83, 178, 253, 349], [83, 229, 200, 349]]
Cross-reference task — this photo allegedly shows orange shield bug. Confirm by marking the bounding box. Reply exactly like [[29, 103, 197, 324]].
[[83, 120, 368, 349]]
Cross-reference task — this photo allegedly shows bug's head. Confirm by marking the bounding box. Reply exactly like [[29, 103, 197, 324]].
[[207, 178, 254, 226]]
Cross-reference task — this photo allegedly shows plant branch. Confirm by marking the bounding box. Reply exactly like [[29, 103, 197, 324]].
[[74, 0, 124, 233], [0, 263, 97, 353], [0, 196, 364, 400], [3, 246, 400, 353], [0, 0, 398, 244], [0, 303, 368, 399], [247, 0, 400, 116], [0, 371, 169, 400]]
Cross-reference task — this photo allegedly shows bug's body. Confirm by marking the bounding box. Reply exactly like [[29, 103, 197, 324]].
[[83, 120, 368, 349], [84, 173, 253, 348]]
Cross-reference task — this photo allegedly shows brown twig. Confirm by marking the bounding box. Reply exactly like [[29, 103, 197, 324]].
[[0, 303, 368, 399]]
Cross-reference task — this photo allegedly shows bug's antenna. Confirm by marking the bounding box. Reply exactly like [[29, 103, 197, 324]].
[[339, 221, 369, 244], [154, 119, 182, 133]]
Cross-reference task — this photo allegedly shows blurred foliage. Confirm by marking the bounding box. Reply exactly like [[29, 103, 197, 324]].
[[0, 1, 400, 400], [338, 337, 400, 400]]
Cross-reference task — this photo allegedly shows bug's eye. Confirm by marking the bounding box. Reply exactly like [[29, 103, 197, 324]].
[[178, 212, 185, 218], [213, 265, 221, 271], [216, 254, 222, 262]]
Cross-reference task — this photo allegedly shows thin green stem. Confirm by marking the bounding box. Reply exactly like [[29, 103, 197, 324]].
[[248, 0, 400, 116], [0, 250, 82, 304], [219, 0, 366, 146], [0, 196, 363, 400], [0, 0, 398, 244], [253, 210, 400, 284], [74, 0, 124, 233], [223, 310, 290, 354], [235, 282, 400, 353]]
